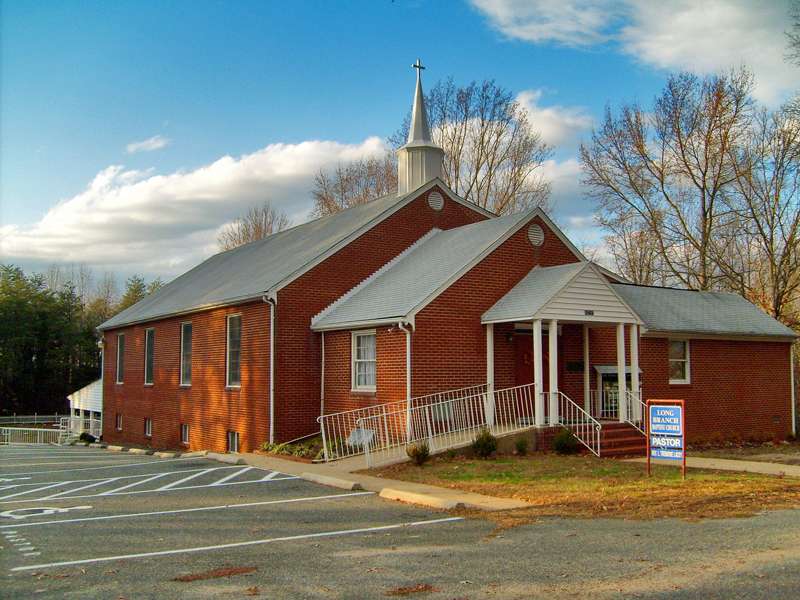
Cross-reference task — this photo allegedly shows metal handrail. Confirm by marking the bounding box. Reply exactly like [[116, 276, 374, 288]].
[[553, 391, 602, 456], [316, 384, 488, 462], [624, 391, 647, 435]]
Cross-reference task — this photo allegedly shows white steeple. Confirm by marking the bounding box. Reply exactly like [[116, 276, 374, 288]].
[[397, 59, 444, 195]]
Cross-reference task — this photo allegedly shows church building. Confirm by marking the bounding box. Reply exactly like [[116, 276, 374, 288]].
[[99, 63, 797, 458]]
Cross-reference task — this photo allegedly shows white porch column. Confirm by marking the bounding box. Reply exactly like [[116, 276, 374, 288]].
[[533, 319, 545, 426], [485, 324, 495, 427], [583, 324, 590, 413], [616, 322, 628, 422], [548, 319, 559, 426], [629, 323, 641, 421]]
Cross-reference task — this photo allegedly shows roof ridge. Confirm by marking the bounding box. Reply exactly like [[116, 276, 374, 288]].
[[311, 228, 442, 326]]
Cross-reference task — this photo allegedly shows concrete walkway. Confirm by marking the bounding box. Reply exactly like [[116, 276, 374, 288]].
[[240, 452, 531, 511], [626, 456, 800, 477]]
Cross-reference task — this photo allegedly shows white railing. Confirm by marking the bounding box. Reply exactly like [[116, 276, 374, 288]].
[[359, 384, 538, 467], [590, 390, 619, 420], [0, 427, 62, 445], [624, 391, 647, 435], [552, 391, 602, 456], [59, 417, 102, 440], [0, 413, 63, 426], [317, 384, 488, 462]]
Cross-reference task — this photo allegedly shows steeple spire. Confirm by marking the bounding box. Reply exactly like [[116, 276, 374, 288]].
[[408, 59, 432, 143], [396, 59, 444, 195]]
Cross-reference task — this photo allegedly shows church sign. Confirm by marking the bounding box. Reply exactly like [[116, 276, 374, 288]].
[[646, 399, 686, 479]]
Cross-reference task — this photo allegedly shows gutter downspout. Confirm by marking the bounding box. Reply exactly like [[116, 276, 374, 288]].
[[398, 321, 413, 441], [320, 331, 325, 418], [263, 293, 277, 445], [792, 344, 797, 437]]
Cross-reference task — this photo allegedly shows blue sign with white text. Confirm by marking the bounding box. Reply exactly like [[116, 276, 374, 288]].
[[649, 404, 684, 461]]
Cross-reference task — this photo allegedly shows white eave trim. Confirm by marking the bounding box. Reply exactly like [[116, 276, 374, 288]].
[[311, 317, 410, 333]]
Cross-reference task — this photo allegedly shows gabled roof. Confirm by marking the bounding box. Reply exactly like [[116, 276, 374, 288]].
[[99, 179, 493, 330], [612, 283, 798, 339], [481, 262, 642, 325], [311, 209, 537, 331]]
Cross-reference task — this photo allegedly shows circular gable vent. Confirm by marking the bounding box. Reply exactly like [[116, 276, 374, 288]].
[[528, 224, 544, 247], [427, 191, 444, 211]]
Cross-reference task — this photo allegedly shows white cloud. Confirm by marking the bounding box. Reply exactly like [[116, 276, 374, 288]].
[[1, 137, 388, 277], [472, 0, 799, 104], [126, 134, 171, 154], [516, 89, 593, 147]]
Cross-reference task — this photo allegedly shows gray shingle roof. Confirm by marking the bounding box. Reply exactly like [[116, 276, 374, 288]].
[[100, 191, 408, 330], [311, 210, 534, 330], [481, 262, 585, 323], [612, 284, 797, 338]]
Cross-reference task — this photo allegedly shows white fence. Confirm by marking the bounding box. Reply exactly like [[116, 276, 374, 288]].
[[317, 384, 488, 462], [0, 414, 64, 426], [59, 417, 102, 439], [1, 427, 63, 445]]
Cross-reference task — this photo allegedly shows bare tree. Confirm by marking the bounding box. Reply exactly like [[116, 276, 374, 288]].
[[217, 202, 291, 251], [581, 70, 754, 290], [312, 155, 397, 217], [599, 211, 665, 286], [720, 106, 800, 323], [392, 78, 552, 215]]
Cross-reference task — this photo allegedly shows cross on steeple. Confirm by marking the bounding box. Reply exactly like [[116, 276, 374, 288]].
[[412, 58, 425, 72]]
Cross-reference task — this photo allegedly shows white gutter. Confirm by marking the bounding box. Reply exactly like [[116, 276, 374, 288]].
[[792, 345, 797, 437], [398, 321, 413, 441], [262, 293, 277, 445]]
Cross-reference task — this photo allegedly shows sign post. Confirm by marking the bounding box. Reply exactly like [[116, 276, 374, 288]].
[[646, 399, 686, 480]]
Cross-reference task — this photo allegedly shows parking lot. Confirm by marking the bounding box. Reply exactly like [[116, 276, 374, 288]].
[[0, 444, 469, 598], [4, 444, 800, 599]]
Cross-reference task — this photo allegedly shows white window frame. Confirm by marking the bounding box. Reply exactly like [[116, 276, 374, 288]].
[[180, 423, 189, 445], [144, 417, 152, 438], [116, 333, 125, 384], [226, 314, 242, 388], [180, 322, 192, 387], [668, 339, 691, 385], [115, 413, 123, 431], [351, 329, 377, 393], [227, 430, 240, 453], [144, 328, 155, 386]]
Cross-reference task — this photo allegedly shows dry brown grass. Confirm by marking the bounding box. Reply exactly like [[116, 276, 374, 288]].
[[373, 454, 800, 527], [172, 566, 256, 582]]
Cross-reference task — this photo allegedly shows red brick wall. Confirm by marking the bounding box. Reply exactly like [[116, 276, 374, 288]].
[[275, 187, 487, 440], [322, 327, 407, 414], [410, 215, 580, 397], [102, 301, 270, 453]]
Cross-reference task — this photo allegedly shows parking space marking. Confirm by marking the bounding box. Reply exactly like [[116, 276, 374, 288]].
[[37, 478, 121, 500], [9, 516, 463, 572], [210, 466, 252, 485], [3, 459, 160, 468], [0, 482, 65, 500], [96, 472, 170, 495], [0, 456, 205, 477], [0, 491, 374, 530], [156, 468, 216, 491]]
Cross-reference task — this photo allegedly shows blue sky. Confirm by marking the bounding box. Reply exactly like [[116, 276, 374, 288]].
[[1, 0, 797, 280]]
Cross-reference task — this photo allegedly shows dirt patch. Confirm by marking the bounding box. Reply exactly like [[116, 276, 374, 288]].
[[385, 583, 439, 596], [372, 454, 800, 526], [172, 566, 257, 582]]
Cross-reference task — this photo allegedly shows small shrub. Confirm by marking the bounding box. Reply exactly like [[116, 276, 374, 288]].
[[406, 442, 430, 466], [515, 438, 529, 456], [79, 432, 96, 444], [471, 428, 498, 459], [444, 448, 458, 460], [553, 429, 579, 455]]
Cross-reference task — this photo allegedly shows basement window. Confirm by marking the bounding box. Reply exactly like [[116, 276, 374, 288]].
[[181, 423, 189, 445], [351, 330, 377, 392], [669, 340, 690, 385], [115, 413, 123, 431], [144, 417, 152, 438], [227, 430, 240, 453]]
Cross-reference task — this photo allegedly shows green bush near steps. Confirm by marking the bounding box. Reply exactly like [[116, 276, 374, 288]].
[[406, 441, 430, 466], [553, 428, 580, 455], [471, 428, 498, 458]]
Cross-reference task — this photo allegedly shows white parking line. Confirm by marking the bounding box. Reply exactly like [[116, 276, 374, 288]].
[[0, 482, 66, 501], [156, 468, 216, 491], [0, 456, 205, 477], [3, 459, 155, 468], [0, 475, 299, 504], [96, 472, 170, 495], [1, 491, 374, 529], [0, 465, 246, 488], [37, 478, 122, 500], [210, 467, 252, 486], [10, 516, 463, 571]]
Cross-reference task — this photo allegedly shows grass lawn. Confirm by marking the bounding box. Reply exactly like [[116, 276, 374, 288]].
[[372, 453, 800, 525]]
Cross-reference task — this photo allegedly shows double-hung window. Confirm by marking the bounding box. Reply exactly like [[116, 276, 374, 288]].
[[116, 334, 125, 384], [144, 328, 155, 385], [351, 330, 377, 392], [668, 340, 690, 384], [180, 322, 192, 386], [226, 315, 242, 388]]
